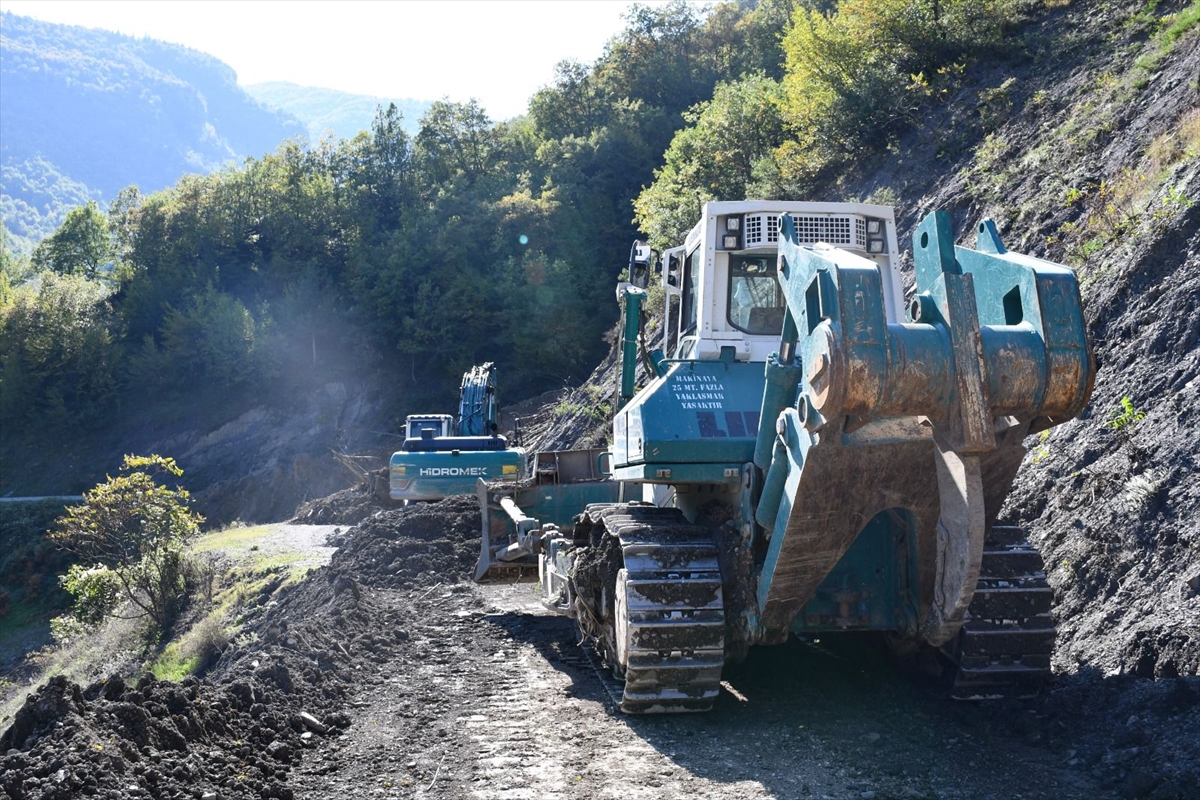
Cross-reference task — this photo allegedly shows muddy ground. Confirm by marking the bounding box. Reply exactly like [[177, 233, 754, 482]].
[[3, 496, 1197, 800]]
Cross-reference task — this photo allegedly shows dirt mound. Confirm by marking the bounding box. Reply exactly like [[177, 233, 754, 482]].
[[0, 495, 482, 800], [289, 474, 390, 526], [1, 671, 313, 799], [330, 494, 481, 587]]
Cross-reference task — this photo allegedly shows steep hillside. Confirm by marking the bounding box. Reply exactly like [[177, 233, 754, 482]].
[[0, 13, 303, 245], [544, 0, 1200, 682], [887, 0, 1200, 681], [244, 82, 432, 142]]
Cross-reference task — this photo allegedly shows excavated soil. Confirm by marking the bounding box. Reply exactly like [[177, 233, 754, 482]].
[[289, 478, 392, 527], [4, 496, 1198, 799]]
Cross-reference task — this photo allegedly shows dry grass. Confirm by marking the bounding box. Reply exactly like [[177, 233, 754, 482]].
[[0, 610, 146, 727]]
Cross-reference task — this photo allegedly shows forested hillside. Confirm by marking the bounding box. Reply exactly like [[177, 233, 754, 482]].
[[244, 82, 432, 142], [0, 13, 303, 247], [2, 0, 1197, 543], [1, 0, 792, 516]]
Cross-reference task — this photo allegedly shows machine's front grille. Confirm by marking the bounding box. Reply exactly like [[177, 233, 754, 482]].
[[743, 212, 865, 250]]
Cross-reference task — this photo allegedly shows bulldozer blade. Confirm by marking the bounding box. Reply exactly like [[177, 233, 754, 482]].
[[474, 478, 538, 583]]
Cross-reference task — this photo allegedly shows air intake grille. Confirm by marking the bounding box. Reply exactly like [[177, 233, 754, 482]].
[[743, 212, 866, 250]]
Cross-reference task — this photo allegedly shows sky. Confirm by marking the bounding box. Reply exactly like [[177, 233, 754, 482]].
[[1, 0, 668, 121]]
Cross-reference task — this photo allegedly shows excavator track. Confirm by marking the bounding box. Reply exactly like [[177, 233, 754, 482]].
[[573, 504, 726, 714], [947, 524, 1055, 698]]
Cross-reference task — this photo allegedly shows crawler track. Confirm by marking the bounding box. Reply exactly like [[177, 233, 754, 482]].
[[949, 524, 1055, 698], [573, 504, 726, 713]]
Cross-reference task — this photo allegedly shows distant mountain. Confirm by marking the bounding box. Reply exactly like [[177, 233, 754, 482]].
[[244, 82, 432, 142], [0, 12, 304, 247]]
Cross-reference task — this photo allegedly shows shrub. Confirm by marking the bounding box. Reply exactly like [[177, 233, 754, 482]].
[[59, 563, 121, 624], [1107, 396, 1146, 431], [51, 455, 204, 633]]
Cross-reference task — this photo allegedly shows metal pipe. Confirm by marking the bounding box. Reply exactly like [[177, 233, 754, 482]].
[[754, 432, 790, 531], [500, 496, 534, 526]]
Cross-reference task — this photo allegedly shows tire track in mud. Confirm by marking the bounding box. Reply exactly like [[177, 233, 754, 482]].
[[458, 585, 1111, 800], [458, 587, 623, 800], [286, 581, 1113, 799], [460, 648, 571, 799], [461, 586, 789, 800]]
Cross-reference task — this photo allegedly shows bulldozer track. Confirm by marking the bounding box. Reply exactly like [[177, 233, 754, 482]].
[[575, 504, 727, 713], [949, 524, 1054, 698]]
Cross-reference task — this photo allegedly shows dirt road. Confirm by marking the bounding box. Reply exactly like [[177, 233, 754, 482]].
[[287, 583, 1106, 800]]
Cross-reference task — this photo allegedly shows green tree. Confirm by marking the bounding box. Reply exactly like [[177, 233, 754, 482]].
[[728, 0, 798, 80], [107, 185, 144, 274], [598, 1, 712, 113], [415, 100, 500, 186], [635, 74, 788, 249], [51, 455, 203, 632], [529, 60, 609, 140], [1, 222, 36, 293], [127, 285, 263, 394], [31, 201, 115, 279], [0, 272, 118, 429], [778, 0, 1021, 184], [337, 104, 414, 236]]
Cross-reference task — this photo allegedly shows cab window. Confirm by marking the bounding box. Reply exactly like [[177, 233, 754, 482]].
[[727, 255, 783, 334], [680, 247, 701, 337], [408, 419, 444, 437]]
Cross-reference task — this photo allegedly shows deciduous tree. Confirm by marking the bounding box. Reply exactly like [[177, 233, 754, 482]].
[[51, 455, 203, 633], [30, 201, 115, 279]]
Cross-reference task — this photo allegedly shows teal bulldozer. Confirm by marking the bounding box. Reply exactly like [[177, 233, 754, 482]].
[[477, 201, 1095, 712]]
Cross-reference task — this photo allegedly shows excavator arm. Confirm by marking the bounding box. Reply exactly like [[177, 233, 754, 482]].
[[457, 362, 500, 437]]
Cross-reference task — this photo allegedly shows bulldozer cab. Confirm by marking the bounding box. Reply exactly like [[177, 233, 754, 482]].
[[658, 201, 905, 364]]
